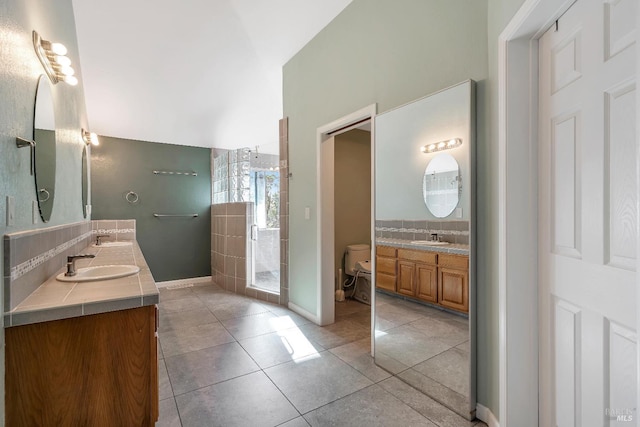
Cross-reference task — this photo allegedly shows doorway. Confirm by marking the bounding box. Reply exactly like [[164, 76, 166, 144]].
[[317, 104, 377, 326], [499, 0, 639, 424]]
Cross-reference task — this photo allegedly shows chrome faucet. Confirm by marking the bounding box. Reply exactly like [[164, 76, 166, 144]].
[[65, 254, 96, 276], [95, 234, 111, 246]]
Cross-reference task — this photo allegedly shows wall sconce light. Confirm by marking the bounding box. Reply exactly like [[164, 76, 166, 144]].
[[421, 138, 462, 154], [33, 31, 78, 86], [82, 129, 99, 146]]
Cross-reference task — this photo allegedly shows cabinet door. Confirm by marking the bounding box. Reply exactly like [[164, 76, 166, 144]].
[[397, 260, 416, 296], [376, 272, 397, 292], [416, 263, 437, 303], [438, 267, 469, 312], [6, 306, 158, 426]]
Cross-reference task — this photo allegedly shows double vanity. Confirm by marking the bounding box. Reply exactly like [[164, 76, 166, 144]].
[[4, 235, 159, 426]]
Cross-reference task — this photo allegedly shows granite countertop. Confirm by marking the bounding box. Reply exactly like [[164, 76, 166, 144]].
[[5, 241, 158, 327], [376, 238, 470, 255]]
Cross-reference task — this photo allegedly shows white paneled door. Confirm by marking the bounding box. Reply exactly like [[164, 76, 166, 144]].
[[538, 0, 637, 426]]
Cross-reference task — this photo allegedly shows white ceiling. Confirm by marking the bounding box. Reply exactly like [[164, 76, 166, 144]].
[[72, 0, 352, 154]]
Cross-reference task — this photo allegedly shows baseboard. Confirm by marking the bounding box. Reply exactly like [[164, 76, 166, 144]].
[[287, 301, 321, 324], [156, 276, 212, 289], [476, 403, 500, 427]]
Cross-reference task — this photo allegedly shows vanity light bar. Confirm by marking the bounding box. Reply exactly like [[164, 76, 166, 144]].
[[82, 129, 100, 146], [421, 138, 462, 154], [33, 31, 78, 86]]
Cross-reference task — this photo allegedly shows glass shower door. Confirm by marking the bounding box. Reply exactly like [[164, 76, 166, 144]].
[[250, 168, 280, 293]]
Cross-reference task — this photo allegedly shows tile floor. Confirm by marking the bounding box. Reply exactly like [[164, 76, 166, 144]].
[[156, 282, 486, 427], [375, 292, 472, 418]]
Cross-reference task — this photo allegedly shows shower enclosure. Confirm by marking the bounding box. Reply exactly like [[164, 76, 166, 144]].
[[249, 152, 280, 293]]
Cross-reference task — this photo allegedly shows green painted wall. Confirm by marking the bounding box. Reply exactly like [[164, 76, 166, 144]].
[[283, 0, 489, 414], [0, 0, 89, 422], [91, 136, 212, 282]]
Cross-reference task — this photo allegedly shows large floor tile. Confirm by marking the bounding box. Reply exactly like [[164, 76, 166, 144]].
[[165, 341, 259, 395], [210, 299, 271, 321], [265, 351, 373, 413], [303, 384, 436, 427], [158, 358, 174, 401], [159, 308, 218, 333], [278, 416, 310, 427], [239, 327, 325, 369], [413, 347, 470, 396], [220, 311, 282, 340], [157, 398, 181, 427], [375, 325, 451, 367], [175, 371, 299, 427], [159, 296, 206, 313], [297, 319, 370, 349], [408, 316, 469, 347], [379, 376, 476, 427], [329, 338, 391, 383], [375, 302, 426, 326], [199, 291, 252, 308], [397, 369, 470, 419], [159, 322, 235, 357], [158, 286, 195, 301], [190, 282, 225, 295], [334, 300, 370, 318]]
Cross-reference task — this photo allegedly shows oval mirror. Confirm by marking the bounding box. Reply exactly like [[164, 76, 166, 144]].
[[422, 153, 461, 218], [82, 146, 88, 218], [34, 75, 56, 222]]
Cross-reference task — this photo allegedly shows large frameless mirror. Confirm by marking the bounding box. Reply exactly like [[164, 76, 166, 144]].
[[374, 80, 476, 420], [33, 74, 56, 222], [82, 146, 88, 218]]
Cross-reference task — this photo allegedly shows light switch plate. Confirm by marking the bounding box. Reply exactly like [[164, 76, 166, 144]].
[[6, 196, 15, 226], [304, 207, 310, 220]]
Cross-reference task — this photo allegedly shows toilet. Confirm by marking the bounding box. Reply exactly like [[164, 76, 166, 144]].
[[344, 244, 372, 305]]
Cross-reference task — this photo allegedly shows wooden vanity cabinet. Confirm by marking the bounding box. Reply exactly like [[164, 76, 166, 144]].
[[397, 249, 438, 303], [376, 245, 468, 313], [375, 245, 397, 292], [6, 305, 159, 427], [437, 254, 469, 313]]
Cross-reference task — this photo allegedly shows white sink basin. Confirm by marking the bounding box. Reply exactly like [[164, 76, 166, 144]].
[[56, 265, 140, 282], [92, 241, 133, 248], [410, 240, 450, 246]]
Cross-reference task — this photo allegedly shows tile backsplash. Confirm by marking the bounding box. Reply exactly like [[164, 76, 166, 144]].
[[375, 219, 469, 245], [4, 220, 137, 312], [92, 219, 136, 241]]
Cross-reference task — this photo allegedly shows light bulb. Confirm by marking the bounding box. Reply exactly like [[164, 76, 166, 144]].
[[90, 133, 99, 146], [420, 146, 427, 153], [50, 42, 67, 56], [59, 66, 74, 76], [447, 139, 457, 146], [437, 142, 446, 149], [428, 144, 436, 152], [53, 55, 71, 66], [63, 75, 78, 86]]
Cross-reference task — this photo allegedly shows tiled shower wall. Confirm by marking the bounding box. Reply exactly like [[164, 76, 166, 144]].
[[375, 219, 470, 245], [279, 117, 290, 305], [211, 203, 280, 304]]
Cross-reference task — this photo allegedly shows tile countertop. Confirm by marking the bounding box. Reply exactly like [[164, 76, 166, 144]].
[[376, 238, 470, 255], [4, 241, 158, 328]]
